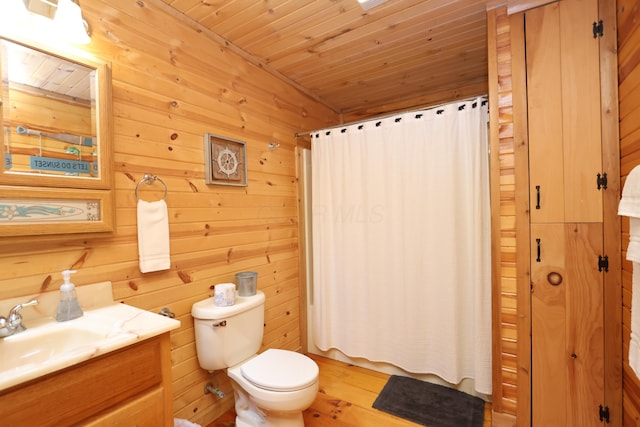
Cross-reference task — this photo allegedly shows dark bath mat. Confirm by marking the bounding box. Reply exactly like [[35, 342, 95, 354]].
[[372, 375, 485, 427]]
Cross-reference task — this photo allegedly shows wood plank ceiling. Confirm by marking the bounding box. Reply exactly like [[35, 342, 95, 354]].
[[158, 0, 492, 116]]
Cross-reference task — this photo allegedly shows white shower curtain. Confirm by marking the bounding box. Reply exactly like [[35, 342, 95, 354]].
[[311, 97, 491, 394]]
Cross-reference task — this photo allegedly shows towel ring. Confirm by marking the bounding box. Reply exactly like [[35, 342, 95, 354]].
[[135, 173, 168, 201]]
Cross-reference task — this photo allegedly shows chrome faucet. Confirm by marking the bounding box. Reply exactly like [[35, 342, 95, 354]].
[[0, 299, 39, 338]]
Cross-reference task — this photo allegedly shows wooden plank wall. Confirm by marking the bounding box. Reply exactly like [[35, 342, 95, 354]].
[[618, 0, 640, 424], [0, 0, 339, 425], [340, 78, 488, 123], [487, 6, 519, 419]]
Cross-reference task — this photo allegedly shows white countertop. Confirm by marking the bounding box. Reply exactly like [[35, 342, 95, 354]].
[[0, 281, 180, 392]]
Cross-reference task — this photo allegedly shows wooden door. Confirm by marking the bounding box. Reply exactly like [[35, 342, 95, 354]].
[[526, 0, 605, 424], [527, 0, 602, 225], [559, 0, 603, 224], [565, 223, 604, 426], [527, 3, 564, 224], [531, 223, 567, 426], [531, 223, 604, 425]]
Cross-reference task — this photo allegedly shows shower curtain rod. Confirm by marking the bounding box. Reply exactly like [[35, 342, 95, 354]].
[[294, 95, 488, 138]]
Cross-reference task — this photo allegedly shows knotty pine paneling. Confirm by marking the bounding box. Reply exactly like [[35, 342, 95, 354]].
[[0, 0, 338, 425], [619, 0, 640, 424], [162, 0, 490, 115]]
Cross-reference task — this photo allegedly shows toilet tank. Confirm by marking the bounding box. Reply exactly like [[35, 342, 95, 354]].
[[192, 291, 265, 371]]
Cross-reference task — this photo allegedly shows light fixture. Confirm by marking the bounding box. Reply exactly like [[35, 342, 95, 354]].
[[357, 0, 389, 11], [3, 0, 29, 15], [0, 0, 30, 27], [53, 0, 90, 44]]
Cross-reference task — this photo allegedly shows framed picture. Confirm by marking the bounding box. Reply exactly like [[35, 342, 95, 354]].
[[204, 133, 248, 186]]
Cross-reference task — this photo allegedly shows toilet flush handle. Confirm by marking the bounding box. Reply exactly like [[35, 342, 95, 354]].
[[212, 320, 227, 328]]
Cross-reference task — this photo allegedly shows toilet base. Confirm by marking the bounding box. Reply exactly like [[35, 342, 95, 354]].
[[232, 381, 305, 427]]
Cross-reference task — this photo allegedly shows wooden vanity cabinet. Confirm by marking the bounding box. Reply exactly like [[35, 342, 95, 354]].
[[0, 333, 173, 426]]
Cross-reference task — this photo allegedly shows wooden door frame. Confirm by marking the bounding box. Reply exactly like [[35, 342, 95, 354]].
[[507, 0, 621, 424], [599, 0, 622, 423], [510, 10, 532, 425]]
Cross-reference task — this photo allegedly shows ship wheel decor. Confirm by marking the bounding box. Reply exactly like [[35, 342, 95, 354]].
[[204, 133, 248, 186]]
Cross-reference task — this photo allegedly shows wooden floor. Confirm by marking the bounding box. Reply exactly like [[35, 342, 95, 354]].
[[208, 353, 492, 427]]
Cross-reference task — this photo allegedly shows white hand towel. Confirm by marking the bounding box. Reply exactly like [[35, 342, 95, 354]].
[[620, 166, 640, 377], [137, 199, 171, 273], [631, 262, 640, 378], [629, 218, 640, 263], [619, 165, 640, 217]]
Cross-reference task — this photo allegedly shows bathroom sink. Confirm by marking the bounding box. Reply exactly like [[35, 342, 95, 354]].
[[0, 281, 180, 392], [0, 325, 106, 371]]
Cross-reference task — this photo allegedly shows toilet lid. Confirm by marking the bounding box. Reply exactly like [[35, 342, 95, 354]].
[[241, 349, 319, 392]]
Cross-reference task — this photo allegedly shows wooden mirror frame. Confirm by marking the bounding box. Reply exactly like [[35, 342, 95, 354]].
[[0, 37, 112, 189], [0, 186, 114, 236], [0, 37, 114, 236]]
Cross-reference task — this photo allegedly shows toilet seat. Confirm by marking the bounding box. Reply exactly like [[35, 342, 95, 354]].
[[240, 349, 319, 392]]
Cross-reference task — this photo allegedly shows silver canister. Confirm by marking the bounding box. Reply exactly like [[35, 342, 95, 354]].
[[235, 271, 258, 296]]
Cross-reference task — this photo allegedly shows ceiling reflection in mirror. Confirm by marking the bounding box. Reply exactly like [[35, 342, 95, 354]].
[[1, 39, 98, 179]]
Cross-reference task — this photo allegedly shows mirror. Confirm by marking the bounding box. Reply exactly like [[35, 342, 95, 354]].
[[0, 37, 111, 189], [0, 37, 113, 236]]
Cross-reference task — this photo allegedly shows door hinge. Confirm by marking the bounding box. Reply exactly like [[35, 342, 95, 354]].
[[599, 404, 610, 423], [593, 20, 604, 38], [597, 172, 608, 190], [598, 255, 609, 272]]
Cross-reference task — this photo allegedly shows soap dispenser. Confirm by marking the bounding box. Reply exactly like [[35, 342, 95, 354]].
[[56, 270, 83, 322]]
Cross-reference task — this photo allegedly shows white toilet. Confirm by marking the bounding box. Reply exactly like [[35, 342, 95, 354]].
[[192, 291, 319, 427]]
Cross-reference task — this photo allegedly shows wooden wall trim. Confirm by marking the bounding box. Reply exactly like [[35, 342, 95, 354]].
[[488, 6, 520, 419], [509, 10, 532, 426], [507, 0, 556, 15], [599, 0, 622, 424], [487, 7, 503, 414]]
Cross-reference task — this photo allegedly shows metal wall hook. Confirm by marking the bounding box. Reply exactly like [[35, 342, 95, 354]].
[[268, 141, 280, 151]]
